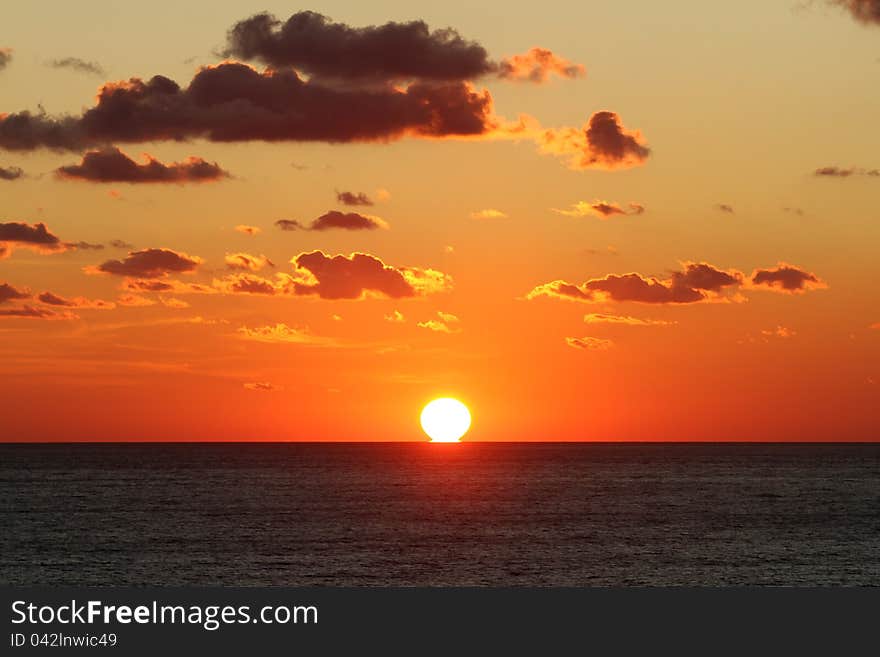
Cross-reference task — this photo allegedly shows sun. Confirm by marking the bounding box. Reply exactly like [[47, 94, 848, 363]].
[[421, 398, 471, 442]]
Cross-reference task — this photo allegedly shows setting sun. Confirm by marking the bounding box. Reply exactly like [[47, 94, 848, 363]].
[[421, 398, 471, 442]]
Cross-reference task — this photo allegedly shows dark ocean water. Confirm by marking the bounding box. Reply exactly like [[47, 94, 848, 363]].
[[2, 443, 879, 586]]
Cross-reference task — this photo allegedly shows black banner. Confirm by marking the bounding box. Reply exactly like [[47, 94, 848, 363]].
[[2, 588, 877, 654]]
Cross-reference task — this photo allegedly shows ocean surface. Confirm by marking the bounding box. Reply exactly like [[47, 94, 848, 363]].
[[2, 443, 879, 586]]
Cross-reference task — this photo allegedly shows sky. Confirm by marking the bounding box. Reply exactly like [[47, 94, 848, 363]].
[[1, 0, 878, 441]]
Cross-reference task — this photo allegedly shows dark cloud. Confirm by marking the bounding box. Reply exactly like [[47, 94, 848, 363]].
[[214, 273, 288, 295], [224, 12, 584, 87], [828, 1, 880, 25], [539, 111, 650, 170], [57, 147, 229, 183], [0, 111, 86, 152], [0, 62, 496, 152], [311, 211, 386, 231], [716, 204, 734, 214], [224, 11, 494, 80], [0, 165, 24, 181], [65, 241, 104, 250], [0, 20, 629, 175], [498, 47, 585, 83], [276, 211, 387, 231], [749, 263, 827, 293], [530, 261, 826, 304], [0, 48, 11, 71], [671, 262, 743, 292], [0, 304, 77, 320], [120, 277, 216, 295], [122, 279, 174, 292], [290, 251, 450, 300], [527, 262, 744, 304], [37, 291, 75, 306], [275, 219, 304, 231], [224, 252, 273, 271], [37, 291, 114, 309], [91, 248, 202, 278], [0, 282, 29, 304], [591, 202, 626, 217], [814, 166, 879, 177], [336, 190, 373, 206], [109, 239, 134, 249], [582, 112, 651, 168], [0, 221, 67, 256], [554, 200, 645, 218], [49, 57, 106, 77]]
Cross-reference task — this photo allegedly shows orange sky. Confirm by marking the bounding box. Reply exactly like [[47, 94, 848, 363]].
[[1, 1, 878, 441]]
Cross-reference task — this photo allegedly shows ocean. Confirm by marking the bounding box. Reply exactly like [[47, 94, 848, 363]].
[[2, 443, 879, 586]]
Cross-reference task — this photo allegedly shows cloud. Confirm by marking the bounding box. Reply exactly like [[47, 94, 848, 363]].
[[160, 297, 189, 309], [827, 1, 880, 26], [121, 277, 216, 295], [565, 336, 613, 350], [762, 326, 796, 338], [527, 262, 744, 304], [336, 191, 373, 206], [275, 219, 304, 231], [418, 311, 460, 333], [48, 57, 106, 77], [56, 147, 229, 183], [0, 305, 78, 320], [311, 211, 387, 231], [90, 248, 202, 278], [470, 208, 507, 219], [531, 261, 827, 304], [290, 250, 451, 300], [37, 291, 115, 309], [0, 221, 68, 257], [276, 211, 388, 231], [538, 111, 650, 170], [117, 293, 156, 307], [212, 272, 291, 295], [716, 204, 735, 214], [109, 239, 134, 249], [0, 165, 24, 181], [749, 263, 827, 293], [0, 19, 644, 175], [553, 200, 645, 218], [814, 165, 879, 177], [0, 282, 30, 304], [237, 322, 326, 344], [583, 245, 619, 256], [583, 313, 674, 326], [498, 47, 585, 83], [384, 310, 405, 323], [224, 252, 273, 271], [0, 48, 11, 71], [225, 12, 584, 87], [0, 62, 497, 152], [243, 382, 280, 391], [234, 224, 261, 235], [224, 11, 495, 80], [65, 241, 105, 250]]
